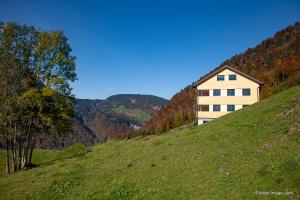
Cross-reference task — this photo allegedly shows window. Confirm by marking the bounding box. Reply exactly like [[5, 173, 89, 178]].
[[229, 74, 237, 80], [213, 89, 220, 96], [217, 75, 225, 81], [227, 105, 235, 112], [198, 105, 209, 112], [227, 89, 235, 96], [243, 105, 249, 108], [242, 88, 251, 96], [198, 90, 209, 96], [213, 105, 221, 112]]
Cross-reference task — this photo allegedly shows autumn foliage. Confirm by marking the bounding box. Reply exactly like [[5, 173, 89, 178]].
[[142, 22, 300, 135]]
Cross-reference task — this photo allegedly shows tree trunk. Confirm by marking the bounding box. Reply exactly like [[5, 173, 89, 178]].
[[5, 138, 10, 176], [18, 138, 22, 170], [11, 138, 17, 172], [61, 135, 65, 149], [12, 125, 18, 172], [28, 138, 34, 167], [21, 132, 31, 169], [23, 120, 32, 168]]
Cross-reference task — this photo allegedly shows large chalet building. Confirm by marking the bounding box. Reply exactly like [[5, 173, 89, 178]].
[[193, 65, 263, 125]]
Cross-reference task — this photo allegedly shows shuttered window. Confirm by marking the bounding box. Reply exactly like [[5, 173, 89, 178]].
[[213, 89, 220, 96], [213, 105, 221, 112], [229, 74, 237, 80], [227, 105, 235, 112], [198, 105, 209, 112], [242, 88, 251, 96], [227, 89, 235, 96], [217, 75, 225, 81], [198, 90, 209, 96]]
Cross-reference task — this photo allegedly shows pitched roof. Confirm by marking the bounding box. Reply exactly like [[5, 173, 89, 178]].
[[193, 65, 264, 87]]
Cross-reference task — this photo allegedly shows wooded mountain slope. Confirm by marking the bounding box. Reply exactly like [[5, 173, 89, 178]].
[[0, 86, 299, 199], [28, 94, 167, 149], [142, 22, 300, 134], [75, 94, 167, 140], [33, 118, 102, 149]]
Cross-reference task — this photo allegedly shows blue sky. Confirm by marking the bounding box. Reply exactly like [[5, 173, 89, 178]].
[[1, 0, 300, 99]]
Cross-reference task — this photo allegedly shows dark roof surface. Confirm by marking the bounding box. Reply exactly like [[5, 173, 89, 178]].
[[193, 65, 264, 87]]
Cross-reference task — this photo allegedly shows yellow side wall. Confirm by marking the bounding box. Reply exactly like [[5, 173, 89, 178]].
[[196, 68, 260, 120], [197, 111, 227, 119]]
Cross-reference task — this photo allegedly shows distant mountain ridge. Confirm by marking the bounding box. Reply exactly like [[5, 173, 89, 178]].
[[73, 94, 167, 140], [27, 94, 167, 149]]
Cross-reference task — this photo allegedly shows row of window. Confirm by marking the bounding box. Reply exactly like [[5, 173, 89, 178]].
[[217, 74, 236, 81], [198, 88, 251, 96], [198, 104, 248, 112]]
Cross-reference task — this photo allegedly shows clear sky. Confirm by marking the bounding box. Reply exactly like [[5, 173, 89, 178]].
[[1, 0, 300, 99]]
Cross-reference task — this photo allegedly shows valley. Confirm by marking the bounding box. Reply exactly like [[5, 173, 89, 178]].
[[0, 86, 299, 199]]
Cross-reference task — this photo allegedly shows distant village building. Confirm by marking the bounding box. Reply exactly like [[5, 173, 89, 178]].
[[193, 65, 263, 125]]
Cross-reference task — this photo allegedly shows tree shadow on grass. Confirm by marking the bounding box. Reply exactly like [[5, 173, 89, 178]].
[[31, 149, 92, 168]]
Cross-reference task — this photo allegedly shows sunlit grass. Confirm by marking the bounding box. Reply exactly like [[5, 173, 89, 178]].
[[0, 86, 299, 199]]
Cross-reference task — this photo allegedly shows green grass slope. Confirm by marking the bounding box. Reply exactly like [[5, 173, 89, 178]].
[[0, 143, 88, 177], [0, 86, 299, 199]]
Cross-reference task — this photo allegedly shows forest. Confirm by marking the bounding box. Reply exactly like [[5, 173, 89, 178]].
[[142, 22, 300, 135]]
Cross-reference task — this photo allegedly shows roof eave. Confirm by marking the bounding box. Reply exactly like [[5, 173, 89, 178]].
[[193, 65, 264, 88]]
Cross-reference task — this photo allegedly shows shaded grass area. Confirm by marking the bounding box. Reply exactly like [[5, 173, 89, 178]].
[[0, 86, 300, 199], [0, 143, 87, 177]]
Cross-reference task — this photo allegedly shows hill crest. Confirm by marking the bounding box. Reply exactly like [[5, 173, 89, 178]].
[[142, 21, 300, 134]]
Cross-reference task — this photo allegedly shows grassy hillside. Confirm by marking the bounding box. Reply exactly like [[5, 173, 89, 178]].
[[143, 22, 300, 135], [0, 143, 88, 177], [0, 86, 299, 199]]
